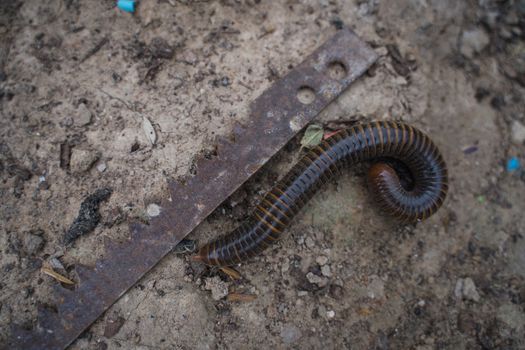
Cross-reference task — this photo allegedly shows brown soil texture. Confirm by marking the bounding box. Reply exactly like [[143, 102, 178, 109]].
[[1, 0, 525, 349]]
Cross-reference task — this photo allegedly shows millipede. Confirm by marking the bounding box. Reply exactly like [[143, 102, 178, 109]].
[[193, 120, 448, 267]]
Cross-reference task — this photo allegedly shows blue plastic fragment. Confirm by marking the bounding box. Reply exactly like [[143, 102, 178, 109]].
[[506, 157, 520, 172], [117, 0, 135, 13]]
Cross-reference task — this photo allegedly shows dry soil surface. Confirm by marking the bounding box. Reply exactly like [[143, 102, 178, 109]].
[[1, 0, 525, 349]]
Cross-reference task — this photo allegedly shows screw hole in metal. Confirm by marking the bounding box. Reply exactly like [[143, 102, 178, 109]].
[[296, 86, 315, 105], [327, 61, 347, 80]]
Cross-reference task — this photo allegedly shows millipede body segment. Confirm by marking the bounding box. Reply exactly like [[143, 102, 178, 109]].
[[194, 121, 448, 267]]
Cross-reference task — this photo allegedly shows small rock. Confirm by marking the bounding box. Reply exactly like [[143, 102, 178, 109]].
[[321, 265, 332, 277], [76, 103, 92, 126], [305, 237, 315, 249], [146, 203, 161, 217], [511, 120, 525, 144], [280, 324, 301, 344], [23, 231, 45, 255], [173, 77, 184, 90], [204, 276, 228, 301], [326, 310, 335, 318], [49, 257, 66, 274], [70, 148, 99, 173], [306, 272, 328, 287], [316, 256, 328, 266], [297, 291, 308, 297], [455, 277, 480, 302], [460, 28, 490, 59], [281, 260, 290, 273], [96, 162, 107, 172]]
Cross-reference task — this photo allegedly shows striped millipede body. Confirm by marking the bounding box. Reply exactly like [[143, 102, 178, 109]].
[[193, 121, 448, 267]]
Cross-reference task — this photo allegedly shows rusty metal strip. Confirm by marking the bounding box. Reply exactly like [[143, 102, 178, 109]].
[[9, 28, 377, 350]]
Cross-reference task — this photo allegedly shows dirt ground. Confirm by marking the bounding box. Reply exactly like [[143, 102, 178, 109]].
[[1, 0, 525, 349]]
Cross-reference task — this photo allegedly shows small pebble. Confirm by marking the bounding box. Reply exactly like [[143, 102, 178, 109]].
[[455, 277, 480, 302], [49, 257, 66, 273], [306, 272, 328, 287], [70, 148, 99, 173], [305, 237, 315, 249], [146, 203, 161, 217], [460, 28, 490, 58], [96, 162, 107, 172], [321, 265, 332, 277], [511, 120, 525, 144], [281, 260, 290, 273], [297, 291, 308, 297], [76, 103, 92, 126], [316, 256, 328, 266], [326, 310, 335, 319]]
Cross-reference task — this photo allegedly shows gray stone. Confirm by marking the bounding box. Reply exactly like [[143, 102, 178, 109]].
[[460, 29, 490, 59], [316, 255, 328, 266], [70, 148, 99, 173], [455, 278, 480, 302], [305, 237, 315, 249], [76, 103, 92, 126], [321, 265, 332, 277], [306, 272, 328, 287], [96, 162, 107, 172], [511, 120, 525, 144]]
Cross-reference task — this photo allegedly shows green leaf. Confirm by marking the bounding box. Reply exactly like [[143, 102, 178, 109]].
[[300, 124, 324, 149]]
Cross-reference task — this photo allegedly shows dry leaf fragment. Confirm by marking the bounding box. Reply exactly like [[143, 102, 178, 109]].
[[300, 124, 324, 148], [227, 293, 257, 302], [41, 266, 75, 285]]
